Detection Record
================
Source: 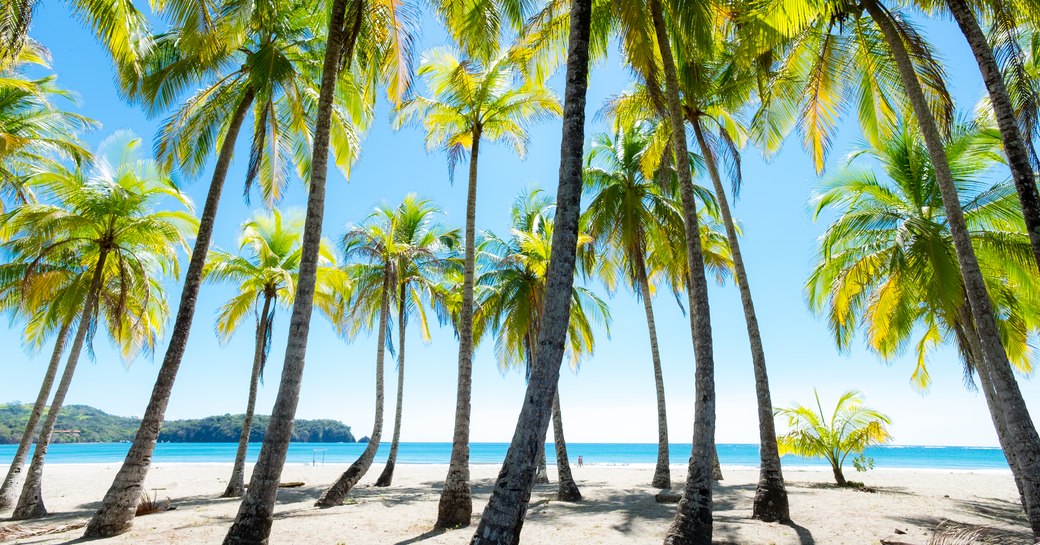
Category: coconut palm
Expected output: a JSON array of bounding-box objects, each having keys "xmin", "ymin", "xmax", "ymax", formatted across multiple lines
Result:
[
  {"xmin": 776, "ymin": 390, "xmax": 892, "ymax": 486},
  {"xmin": 203, "ymin": 208, "xmax": 338, "ymax": 498},
  {"xmin": 85, "ymin": 0, "xmax": 371, "ymax": 535},
  {"xmin": 1, "ymin": 131, "xmax": 195, "ymax": 520},
  {"xmin": 394, "ymin": 44, "xmax": 561, "ymax": 528},
  {"xmin": 479, "ymin": 190, "xmax": 611, "ymax": 502},
  {"xmin": 374, "ymin": 196, "xmax": 458, "ymax": 487},
  {"xmin": 807, "ymin": 120, "xmax": 1040, "ymax": 503},
  {"xmin": 469, "ymin": 0, "xmax": 592, "ymax": 540},
  {"xmin": 316, "ymin": 196, "xmax": 457, "ymax": 505},
  {"xmin": 0, "ymin": 45, "xmax": 93, "ymax": 212}
]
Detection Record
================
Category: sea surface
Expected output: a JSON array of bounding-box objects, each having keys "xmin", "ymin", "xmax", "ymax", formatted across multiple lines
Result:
[{"xmin": 0, "ymin": 442, "xmax": 1008, "ymax": 470}]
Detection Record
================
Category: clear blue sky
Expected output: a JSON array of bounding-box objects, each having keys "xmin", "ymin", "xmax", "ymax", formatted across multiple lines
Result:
[{"xmin": 3, "ymin": 3, "xmax": 1038, "ymax": 447}]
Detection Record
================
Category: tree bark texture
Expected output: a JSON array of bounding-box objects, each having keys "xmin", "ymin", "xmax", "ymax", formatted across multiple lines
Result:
[
  {"xmin": 634, "ymin": 249, "xmax": 671, "ymax": 489},
  {"xmin": 551, "ymin": 392, "xmax": 581, "ymax": 501},
  {"xmin": 376, "ymin": 288, "xmax": 407, "ymax": 487}
]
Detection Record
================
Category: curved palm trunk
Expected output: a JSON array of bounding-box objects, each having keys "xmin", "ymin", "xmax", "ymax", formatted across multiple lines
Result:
[
  {"xmin": 376, "ymin": 288, "xmax": 407, "ymax": 487},
  {"xmin": 551, "ymin": 392, "xmax": 581, "ymax": 501},
  {"xmin": 634, "ymin": 250, "xmax": 671, "ymax": 489},
  {"xmin": 13, "ymin": 249, "xmax": 108, "ymax": 520},
  {"xmin": 221, "ymin": 2, "xmax": 360, "ymax": 542},
  {"xmin": 316, "ymin": 275, "xmax": 390, "ymax": 505},
  {"xmin": 436, "ymin": 125, "xmax": 481, "ymax": 528},
  {"xmin": 535, "ymin": 441, "xmax": 550, "ymax": 484},
  {"xmin": 469, "ymin": 1, "xmax": 591, "ymax": 541},
  {"xmin": 222, "ymin": 293, "xmax": 274, "ymax": 498},
  {"xmin": 865, "ymin": 1, "xmax": 1040, "ymax": 536},
  {"xmin": 649, "ymin": 2, "xmax": 718, "ymax": 544},
  {"xmin": 0, "ymin": 320, "xmax": 71, "ymax": 511},
  {"xmin": 830, "ymin": 463, "xmax": 846, "ymax": 487},
  {"xmin": 84, "ymin": 87, "xmax": 257, "ymax": 537},
  {"xmin": 945, "ymin": 0, "xmax": 1040, "ymax": 273},
  {"xmin": 691, "ymin": 121, "xmax": 787, "ymax": 521}
]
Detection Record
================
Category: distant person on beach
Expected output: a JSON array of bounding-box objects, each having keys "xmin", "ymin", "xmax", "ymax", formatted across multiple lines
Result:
[{"xmin": 577, "ymin": 455, "xmax": 584, "ymax": 467}]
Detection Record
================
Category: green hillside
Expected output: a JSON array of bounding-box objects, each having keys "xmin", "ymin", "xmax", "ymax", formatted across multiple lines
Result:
[{"xmin": 0, "ymin": 404, "xmax": 355, "ymax": 444}]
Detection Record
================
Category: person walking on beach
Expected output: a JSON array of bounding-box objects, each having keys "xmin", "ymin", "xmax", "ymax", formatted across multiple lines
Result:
[{"xmin": 577, "ymin": 456, "xmax": 584, "ymax": 467}]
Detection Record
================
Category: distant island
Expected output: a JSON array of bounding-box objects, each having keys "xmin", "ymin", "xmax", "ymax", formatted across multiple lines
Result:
[{"xmin": 0, "ymin": 404, "xmax": 355, "ymax": 444}]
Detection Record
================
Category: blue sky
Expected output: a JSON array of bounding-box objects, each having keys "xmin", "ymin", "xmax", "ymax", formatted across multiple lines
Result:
[{"xmin": 3, "ymin": 3, "xmax": 1038, "ymax": 447}]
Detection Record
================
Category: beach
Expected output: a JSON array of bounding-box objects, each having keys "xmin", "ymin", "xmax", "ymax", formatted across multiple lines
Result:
[{"xmin": 0, "ymin": 463, "xmax": 1031, "ymax": 544}]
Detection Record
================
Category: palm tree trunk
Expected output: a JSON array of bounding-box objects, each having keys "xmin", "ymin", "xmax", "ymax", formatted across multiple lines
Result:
[
  {"xmin": 436, "ymin": 124, "xmax": 482, "ymax": 529},
  {"xmin": 864, "ymin": 1, "xmax": 1040, "ymax": 536},
  {"xmin": 84, "ymin": 87, "xmax": 257, "ymax": 538},
  {"xmin": 221, "ymin": 1, "xmax": 360, "ymax": 542},
  {"xmin": 316, "ymin": 274, "xmax": 390, "ymax": 505},
  {"xmin": 945, "ymin": 0, "xmax": 1040, "ymax": 273},
  {"xmin": 634, "ymin": 249, "xmax": 671, "ymax": 489},
  {"xmin": 691, "ymin": 121, "xmax": 787, "ymax": 521},
  {"xmin": 13, "ymin": 249, "xmax": 108, "ymax": 520},
  {"xmin": 551, "ymin": 392, "xmax": 581, "ymax": 501},
  {"xmin": 648, "ymin": 2, "xmax": 718, "ymax": 544},
  {"xmin": 222, "ymin": 293, "xmax": 274, "ymax": 498},
  {"xmin": 830, "ymin": 463, "xmax": 846, "ymax": 487},
  {"xmin": 0, "ymin": 319, "xmax": 71, "ymax": 512},
  {"xmin": 376, "ymin": 286, "xmax": 407, "ymax": 487},
  {"xmin": 468, "ymin": 1, "xmax": 591, "ymax": 542},
  {"xmin": 535, "ymin": 443, "xmax": 549, "ymax": 484}
]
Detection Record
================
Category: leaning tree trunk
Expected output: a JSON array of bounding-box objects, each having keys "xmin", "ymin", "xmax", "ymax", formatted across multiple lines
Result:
[
  {"xmin": 12, "ymin": 249, "xmax": 108, "ymax": 520},
  {"xmin": 551, "ymin": 392, "xmax": 581, "ymax": 501},
  {"xmin": 469, "ymin": 0, "xmax": 591, "ymax": 541},
  {"xmin": 830, "ymin": 462, "xmax": 847, "ymax": 487},
  {"xmin": 221, "ymin": 1, "xmax": 360, "ymax": 542},
  {"xmin": 0, "ymin": 320, "xmax": 71, "ymax": 511},
  {"xmin": 634, "ymin": 249, "xmax": 671, "ymax": 489},
  {"xmin": 435, "ymin": 125, "xmax": 482, "ymax": 529},
  {"xmin": 84, "ymin": 88, "xmax": 257, "ymax": 538},
  {"xmin": 649, "ymin": 2, "xmax": 718, "ymax": 544},
  {"xmin": 316, "ymin": 274, "xmax": 390, "ymax": 505},
  {"xmin": 222, "ymin": 292, "xmax": 274, "ymax": 498},
  {"xmin": 865, "ymin": 0, "xmax": 1040, "ymax": 536},
  {"xmin": 945, "ymin": 0, "xmax": 1040, "ymax": 274},
  {"xmin": 375, "ymin": 286, "xmax": 407, "ymax": 487},
  {"xmin": 691, "ymin": 120, "xmax": 788, "ymax": 521}
]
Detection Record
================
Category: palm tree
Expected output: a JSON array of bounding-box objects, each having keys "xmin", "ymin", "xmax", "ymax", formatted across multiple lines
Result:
[
  {"xmin": 776, "ymin": 390, "xmax": 892, "ymax": 486},
  {"xmin": 480, "ymin": 190, "xmax": 611, "ymax": 502},
  {"xmin": 374, "ymin": 196, "xmax": 458, "ymax": 487},
  {"xmin": 85, "ymin": 0, "xmax": 368, "ymax": 535},
  {"xmin": 395, "ymin": 44, "xmax": 561, "ymax": 528},
  {"xmin": 204, "ymin": 208, "xmax": 337, "ymax": 498},
  {"xmin": 316, "ymin": 196, "xmax": 457, "ymax": 504},
  {"xmin": 1, "ymin": 131, "xmax": 195, "ymax": 520},
  {"xmin": 807, "ymin": 120, "xmax": 1040, "ymax": 502},
  {"xmin": 469, "ymin": 0, "xmax": 592, "ymax": 540},
  {"xmin": 0, "ymin": 44, "xmax": 93, "ymax": 212}
]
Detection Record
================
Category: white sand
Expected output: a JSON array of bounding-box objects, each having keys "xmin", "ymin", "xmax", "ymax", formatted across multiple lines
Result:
[{"xmin": 0, "ymin": 462, "xmax": 1032, "ymax": 544}]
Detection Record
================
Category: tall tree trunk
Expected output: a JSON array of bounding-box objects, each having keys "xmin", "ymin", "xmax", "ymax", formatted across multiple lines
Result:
[
  {"xmin": 468, "ymin": 0, "xmax": 591, "ymax": 541},
  {"xmin": 691, "ymin": 121, "xmax": 787, "ymax": 521},
  {"xmin": 0, "ymin": 320, "xmax": 71, "ymax": 511},
  {"xmin": 712, "ymin": 448, "xmax": 723, "ymax": 481},
  {"xmin": 648, "ymin": 2, "xmax": 718, "ymax": 544},
  {"xmin": 435, "ymin": 124, "xmax": 482, "ymax": 529},
  {"xmin": 535, "ymin": 443, "xmax": 549, "ymax": 484},
  {"xmin": 222, "ymin": 292, "xmax": 274, "ymax": 498},
  {"xmin": 865, "ymin": 1, "xmax": 1040, "ymax": 537},
  {"xmin": 316, "ymin": 273, "xmax": 390, "ymax": 505},
  {"xmin": 634, "ymin": 249, "xmax": 671, "ymax": 489},
  {"xmin": 551, "ymin": 392, "xmax": 581, "ymax": 501},
  {"xmin": 221, "ymin": 1, "xmax": 360, "ymax": 542},
  {"xmin": 376, "ymin": 285, "xmax": 407, "ymax": 487},
  {"xmin": 84, "ymin": 87, "xmax": 257, "ymax": 537},
  {"xmin": 12, "ymin": 249, "xmax": 108, "ymax": 520},
  {"xmin": 946, "ymin": 0, "xmax": 1040, "ymax": 273}
]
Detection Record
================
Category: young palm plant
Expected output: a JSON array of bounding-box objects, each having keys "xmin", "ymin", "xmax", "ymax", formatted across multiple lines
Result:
[
  {"xmin": 316, "ymin": 196, "xmax": 457, "ymax": 504},
  {"xmin": 480, "ymin": 190, "xmax": 611, "ymax": 502},
  {"xmin": 2, "ymin": 131, "xmax": 195, "ymax": 520},
  {"xmin": 775, "ymin": 390, "xmax": 892, "ymax": 486},
  {"xmin": 204, "ymin": 208, "xmax": 338, "ymax": 498},
  {"xmin": 807, "ymin": 120, "xmax": 1040, "ymax": 500},
  {"xmin": 394, "ymin": 44, "xmax": 561, "ymax": 528}
]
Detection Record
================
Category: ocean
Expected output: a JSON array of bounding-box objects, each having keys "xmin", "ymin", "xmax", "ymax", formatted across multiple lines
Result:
[{"xmin": 0, "ymin": 442, "xmax": 1009, "ymax": 470}]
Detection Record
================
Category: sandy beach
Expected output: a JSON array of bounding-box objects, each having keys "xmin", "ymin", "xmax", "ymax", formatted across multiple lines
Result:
[{"xmin": 0, "ymin": 462, "xmax": 1031, "ymax": 544}]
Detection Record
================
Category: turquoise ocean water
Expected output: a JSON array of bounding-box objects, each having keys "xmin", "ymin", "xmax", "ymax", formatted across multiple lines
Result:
[{"xmin": 0, "ymin": 443, "xmax": 1008, "ymax": 470}]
